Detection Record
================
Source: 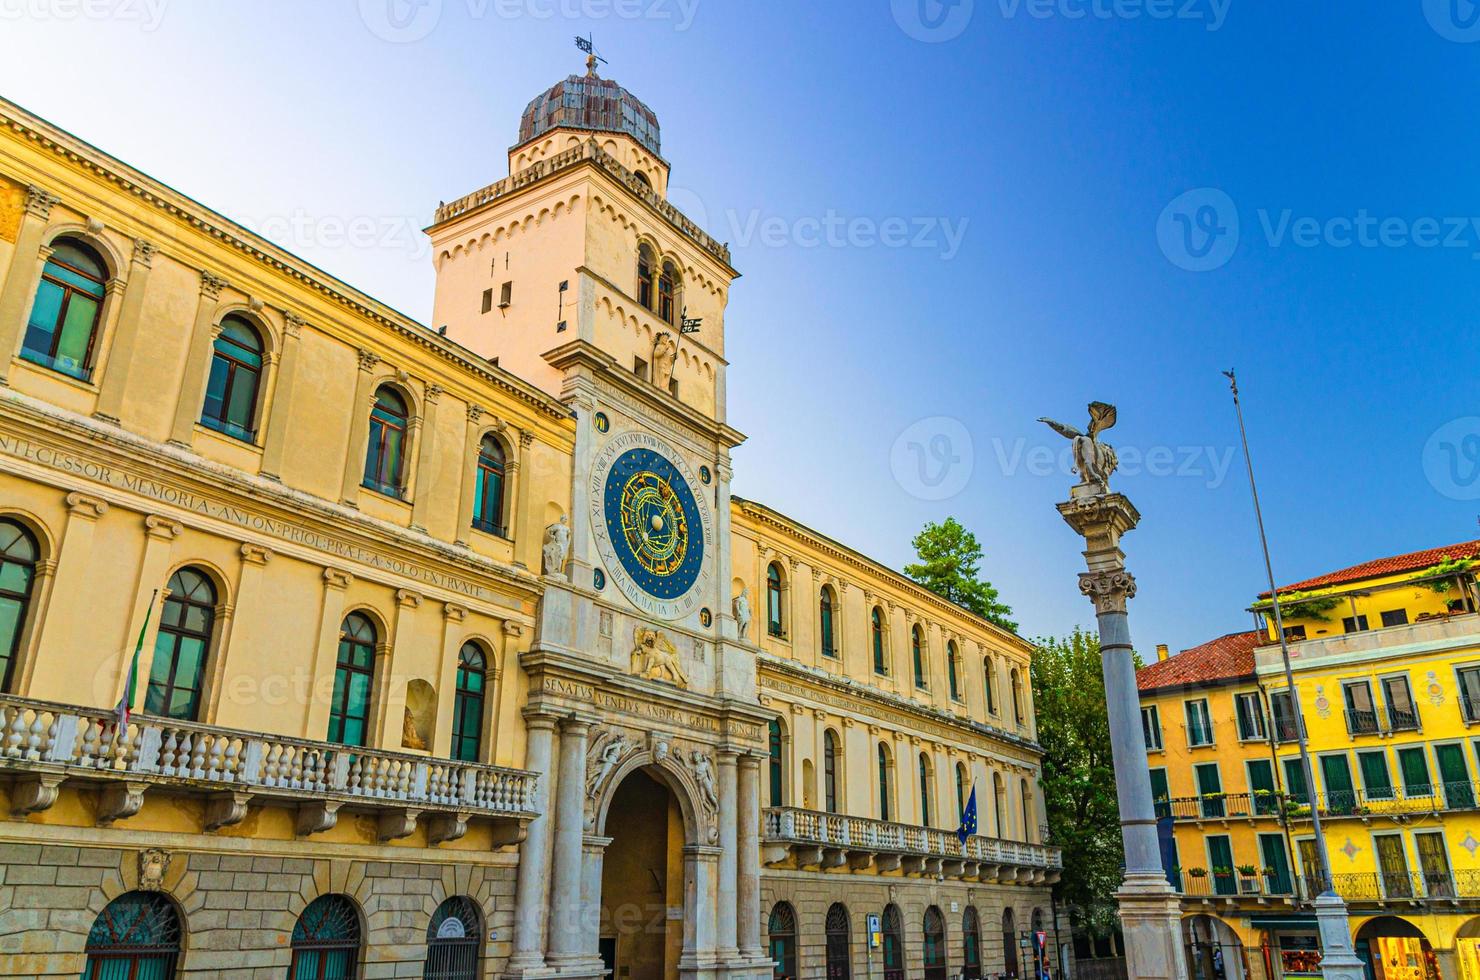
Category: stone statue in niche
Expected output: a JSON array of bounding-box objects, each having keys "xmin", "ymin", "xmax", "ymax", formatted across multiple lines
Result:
[
  {"xmin": 690, "ymin": 750, "xmax": 718, "ymax": 813},
  {"xmin": 543, "ymin": 515, "xmax": 571, "ymax": 578},
  {"xmin": 732, "ymin": 586, "xmax": 752, "ymax": 639},
  {"xmin": 652, "ymin": 332, "xmax": 677, "ymax": 392},
  {"xmin": 401, "ymin": 679, "xmax": 436, "ymax": 750},
  {"xmin": 1038, "ymin": 401, "xmax": 1120, "ymax": 493},
  {"xmin": 631, "ymin": 626, "xmax": 690, "ymax": 688}
]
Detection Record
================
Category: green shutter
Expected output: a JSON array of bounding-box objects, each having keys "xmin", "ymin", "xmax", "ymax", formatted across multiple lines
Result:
[
  {"xmin": 1320, "ymin": 755, "xmax": 1356, "ymax": 815},
  {"xmin": 1358, "ymin": 751, "xmax": 1394, "ymax": 801}
]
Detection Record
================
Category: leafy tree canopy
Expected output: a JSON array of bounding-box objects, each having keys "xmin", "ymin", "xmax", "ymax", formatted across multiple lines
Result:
[{"xmin": 903, "ymin": 518, "xmax": 1017, "ymax": 632}]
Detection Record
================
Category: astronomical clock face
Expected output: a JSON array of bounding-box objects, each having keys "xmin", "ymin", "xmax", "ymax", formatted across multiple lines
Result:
[{"xmin": 590, "ymin": 431, "xmax": 714, "ymax": 620}]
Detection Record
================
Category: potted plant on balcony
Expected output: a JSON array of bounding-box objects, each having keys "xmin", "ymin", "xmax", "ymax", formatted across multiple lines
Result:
[
  {"xmin": 1213, "ymin": 866, "xmax": 1236, "ymax": 895},
  {"xmin": 1237, "ymin": 864, "xmax": 1261, "ymax": 894}
]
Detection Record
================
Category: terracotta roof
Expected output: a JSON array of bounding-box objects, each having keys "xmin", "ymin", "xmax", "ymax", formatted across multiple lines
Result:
[
  {"xmin": 1259, "ymin": 539, "xmax": 1480, "ymax": 597},
  {"xmin": 1136, "ymin": 631, "xmax": 1262, "ymax": 693}
]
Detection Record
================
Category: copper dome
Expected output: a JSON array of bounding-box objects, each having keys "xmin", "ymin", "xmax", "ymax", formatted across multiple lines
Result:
[{"xmin": 517, "ymin": 72, "xmax": 661, "ymax": 157}]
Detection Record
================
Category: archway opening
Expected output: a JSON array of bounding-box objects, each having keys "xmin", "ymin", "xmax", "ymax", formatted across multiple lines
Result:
[
  {"xmin": 600, "ymin": 769, "xmax": 685, "ymax": 980},
  {"xmin": 1355, "ymin": 917, "xmax": 1439, "ymax": 980},
  {"xmin": 1183, "ymin": 914, "xmax": 1246, "ymax": 980}
]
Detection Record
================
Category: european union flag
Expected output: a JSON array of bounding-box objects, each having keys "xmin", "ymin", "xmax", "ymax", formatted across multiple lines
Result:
[{"xmin": 957, "ymin": 784, "xmax": 978, "ymax": 845}]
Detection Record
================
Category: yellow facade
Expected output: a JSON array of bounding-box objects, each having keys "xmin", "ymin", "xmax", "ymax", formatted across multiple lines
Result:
[{"xmin": 1140, "ymin": 540, "xmax": 1480, "ymax": 980}]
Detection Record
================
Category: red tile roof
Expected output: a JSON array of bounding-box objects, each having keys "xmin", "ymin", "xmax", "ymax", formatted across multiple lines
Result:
[
  {"xmin": 1136, "ymin": 630, "xmax": 1263, "ymax": 693},
  {"xmin": 1259, "ymin": 539, "xmax": 1480, "ymax": 597}
]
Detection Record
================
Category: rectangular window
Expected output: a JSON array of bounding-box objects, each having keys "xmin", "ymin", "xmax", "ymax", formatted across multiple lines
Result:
[
  {"xmin": 499, "ymin": 281, "xmax": 512, "ymax": 307},
  {"xmin": 1436, "ymin": 743, "xmax": 1475, "ymax": 810},
  {"xmin": 1235, "ymin": 692, "xmax": 1267, "ymax": 740},
  {"xmin": 1206, "ymin": 835, "xmax": 1236, "ymax": 895},
  {"xmin": 1398, "ymin": 746, "xmax": 1433, "ymax": 799},
  {"xmin": 1320, "ymin": 754, "xmax": 1356, "ymax": 815},
  {"xmin": 1380, "ymin": 608, "xmax": 1409, "ymax": 628},
  {"xmin": 1149, "ymin": 767, "xmax": 1171, "ymax": 819},
  {"xmin": 1248, "ymin": 759, "xmax": 1278, "ymax": 815},
  {"xmin": 1416, "ymin": 831, "xmax": 1454, "ymax": 898},
  {"xmin": 1458, "ymin": 666, "xmax": 1480, "ymax": 722},
  {"xmin": 633, "ymin": 356, "xmax": 649, "ymax": 380},
  {"xmin": 1343, "ymin": 614, "xmax": 1370, "ymax": 633},
  {"xmin": 1296, "ymin": 838, "xmax": 1323, "ymax": 893},
  {"xmin": 1195, "ymin": 763, "xmax": 1224, "ymax": 818},
  {"xmin": 1142, "ymin": 705, "xmax": 1162, "ymax": 750},
  {"xmin": 1185, "ymin": 699, "xmax": 1214, "ymax": 748},
  {"xmin": 1260, "ymin": 833, "xmax": 1293, "ymax": 894},
  {"xmin": 1283, "ymin": 625, "xmax": 1307, "ymax": 641},
  {"xmin": 1343, "ymin": 681, "xmax": 1379, "ymax": 736},
  {"xmin": 1270, "ymin": 691, "xmax": 1300, "ymax": 743},
  {"xmin": 1375, "ymin": 834, "xmax": 1412, "ymax": 898},
  {"xmin": 481, "ymin": 288, "xmax": 493, "ymax": 313},
  {"xmin": 1283, "ymin": 758, "xmax": 1309, "ymax": 806},
  {"xmin": 1358, "ymin": 750, "xmax": 1394, "ymax": 802},
  {"xmin": 1383, "ymin": 676, "xmax": 1419, "ymax": 731}
]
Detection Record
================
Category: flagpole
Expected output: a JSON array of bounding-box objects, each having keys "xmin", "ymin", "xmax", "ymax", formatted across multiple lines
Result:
[{"xmin": 115, "ymin": 589, "xmax": 159, "ymax": 732}]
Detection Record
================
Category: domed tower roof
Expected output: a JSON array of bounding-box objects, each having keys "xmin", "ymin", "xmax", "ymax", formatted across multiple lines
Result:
[{"xmin": 517, "ymin": 69, "xmax": 662, "ymax": 158}]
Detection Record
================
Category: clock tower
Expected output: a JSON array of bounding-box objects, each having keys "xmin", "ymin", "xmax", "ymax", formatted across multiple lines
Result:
[{"xmin": 428, "ymin": 63, "xmax": 770, "ymax": 980}]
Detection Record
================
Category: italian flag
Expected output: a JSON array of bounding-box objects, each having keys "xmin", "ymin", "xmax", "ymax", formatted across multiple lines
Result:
[{"xmin": 114, "ymin": 591, "xmax": 156, "ymax": 732}]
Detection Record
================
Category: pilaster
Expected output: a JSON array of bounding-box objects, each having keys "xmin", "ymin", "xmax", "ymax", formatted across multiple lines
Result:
[
  {"xmin": 93, "ymin": 237, "xmax": 155, "ymax": 423},
  {"xmin": 0, "ymin": 185, "xmax": 60, "ymax": 385},
  {"xmin": 167, "ymin": 271, "xmax": 229, "ymax": 447}
]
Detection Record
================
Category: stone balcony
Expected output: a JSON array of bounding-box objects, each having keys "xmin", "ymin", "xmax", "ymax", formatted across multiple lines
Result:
[
  {"xmin": 762, "ymin": 806, "xmax": 1062, "ymax": 884},
  {"xmin": 0, "ymin": 695, "xmax": 538, "ymax": 844}
]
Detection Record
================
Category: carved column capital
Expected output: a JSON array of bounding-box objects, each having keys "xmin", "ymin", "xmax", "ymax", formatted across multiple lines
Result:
[
  {"xmin": 443, "ymin": 602, "xmax": 468, "ymax": 623},
  {"xmin": 143, "ymin": 515, "xmax": 183, "ymax": 540},
  {"xmin": 519, "ymin": 429, "xmax": 534, "ymax": 449},
  {"xmin": 356, "ymin": 348, "xmax": 379, "ymax": 373},
  {"xmin": 467, "ymin": 403, "xmax": 485, "ymax": 424},
  {"xmin": 395, "ymin": 588, "xmax": 423, "ymax": 609},
  {"xmin": 64, "ymin": 492, "xmax": 109, "ymax": 520},
  {"xmin": 240, "ymin": 543, "xmax": 274, "ymax": 566},
  {"xmin": 425, "ymin": 382, "xmax": 444, "ymax": 405},
  {"xmin": 323, "ymin": 567, "xmax": 354, "ymax": 591},
  {"xmin": 1079, "ymin": 570, "xmax": 1137, "ymax": 615},
  {"xmin": 199, "ymin": 272, "xmax": 228, "ymax": 299},
  {"xmin": 131, "ymin": 239, "xmax": 156, "ymax": 268},
  {"xmin": 25, "ymin": 185, "xmax": 59, "ymax": 219},
  {"xmin": 283, "ymin": 311, "xmax": 306, "ymax": 339}
]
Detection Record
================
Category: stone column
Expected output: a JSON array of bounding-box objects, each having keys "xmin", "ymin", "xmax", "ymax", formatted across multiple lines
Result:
[
  {"xmin": 92, "ymin": 238, "xmax": 156, "ymax": 423},
  {"xmin": 737, "ymin": 753, "xmax": 764, "ymax": 958},
  {"xmin": 716, "ymin": 750, "xmax": 740, "ymax": 959},
  {"xmin": 681, "ymin": 845, "xmax": 720, "ymax": 969},
  {"xmin": 409, "ymin": 384, "xmax": 443, "ymax": 531},
  {"xmin": 580, "ymin": 834, "xmax": 613, "ymax": 962},
  {"xmin": 167, "ymin": 272, "xmax": 229, "ymax": 447},
  {"xmin": 508, "ymin": 709, "xmax": 559, "ymax": 973},
  {"xmin": 258, "ymin": 312, "xmax": 305, "ymax": 480},
  {"xmin": 0, "ymin": 185, "xmax": 60, "ymax": 385},
  {"xmin": 1057, "ymin": 489, "xmax": 1188, "ymax": 980},
  {"xmin": 453, "ymin": 404, "xmax": 484, "ymax": 546},
  {"xmin": 546, "ymin": 713, "xmax": 595, "ymax": 966},
  {"xmin": 339, "ymin": 349, "xmax": 379, "ymax": 506}
]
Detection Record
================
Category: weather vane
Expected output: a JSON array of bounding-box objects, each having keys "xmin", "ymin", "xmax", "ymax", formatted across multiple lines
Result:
[
  {"xmin": 680, "ymin": 307, "xmax": 702, "ymax": 335},
  {"xmin": 574, "ymin": 34, "xmax": 607, "ymax": 74}
]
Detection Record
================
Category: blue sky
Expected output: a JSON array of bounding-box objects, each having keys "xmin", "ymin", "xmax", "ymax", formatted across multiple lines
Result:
[{"xmin": 4, "ymin": 1, "xmax": 1478, "ymax": 654}]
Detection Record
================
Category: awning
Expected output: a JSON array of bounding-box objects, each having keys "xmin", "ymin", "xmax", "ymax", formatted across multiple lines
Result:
[{"xmin": 1246, "ymin": 916, "xmax": 1320, "ymax": 930}]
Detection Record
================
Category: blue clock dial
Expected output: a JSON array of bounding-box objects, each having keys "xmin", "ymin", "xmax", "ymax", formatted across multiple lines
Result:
[{"xmin": 602, "ymin": 448, "xmax": 705, "ymax": 600}]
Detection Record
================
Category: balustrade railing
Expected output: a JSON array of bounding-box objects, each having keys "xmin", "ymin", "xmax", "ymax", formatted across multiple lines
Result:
[
  {"xmin": 0, "ymin": 695, "xmax": 537, "ymax": 815},
  {"xmin": 1162, "ymin": 780, "xmax": 1480, "ymax": 822},
  {"xmin": 763, "ymin": 806, "xmax": 1062, "ymax": 869}
]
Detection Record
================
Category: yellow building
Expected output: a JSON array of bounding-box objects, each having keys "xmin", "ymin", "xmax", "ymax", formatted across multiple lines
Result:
[
  {"xmin": 0, "ymin": 61, "xmax": 1058, "ymax": 980},
  {"xmin": 1139, "ymin": 538, "xmax": 1480, "ymax": 980}
]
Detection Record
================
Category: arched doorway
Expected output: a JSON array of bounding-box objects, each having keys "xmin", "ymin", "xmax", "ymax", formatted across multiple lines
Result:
[
  {"xmin": 963, "ymin": 906, "xmax": 983, "ymax": 980},
  {"xmin": 599, "ymin": 769, "xmax": 686, "ymax": 980},
  {"xmin": 1003, "ymin": 908, "xmax": 1019, "ymax": 978},
  {"xmin": 923, "ymin": 905, "xmax": 948, "ymax": 980},
  {"xmin": 1455, "ymin": 917, "xmax": 1480, "ymax": 980},
  {"xmin": 882, "ymin": 904, "xmax": 905, "ymax": 980},
  {"xmin": 825, "ymin": 903, "xmax": 851, "ymax": 980},
  {"xmin": 1184, "ymin": 914, "xmax": 1246, "ymax": 980},
  {"xmin": 1356, "ymin": 916, "xmax": 1440, "ymax": 980},
  {"xmin": 83, "ymin": 891, "xmax": 182, "ymax": 980},
  {"xmin": 769, "ymin": 902, "xmax": 798, "ymax": 978}
]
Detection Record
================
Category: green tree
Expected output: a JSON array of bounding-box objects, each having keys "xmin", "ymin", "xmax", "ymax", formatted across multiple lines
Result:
[
  {"xmin": 903, "ymin": 518, "xmax": 1017, "ymax": 631},
  {"xmin": 1031, "ymin": 628, "xmax": 1124, "ymax": 937}
]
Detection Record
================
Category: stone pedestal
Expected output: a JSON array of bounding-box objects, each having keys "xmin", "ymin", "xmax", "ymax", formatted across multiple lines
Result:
[
  {"xmin": 1314, "ymin": 893, "xmax": 1366, "ymax": 980},
  {"xmin": 1058, "ymin": 488, "xmax": 1188, "ymax": 980}
]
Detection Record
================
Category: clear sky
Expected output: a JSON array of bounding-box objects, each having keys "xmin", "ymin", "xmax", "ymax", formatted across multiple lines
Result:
[{"xmin": 4, "ymin": 1, "xmax": 1478, "ymax": 654}]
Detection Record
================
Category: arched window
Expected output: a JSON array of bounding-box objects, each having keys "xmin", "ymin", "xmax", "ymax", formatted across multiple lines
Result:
[
  {"xmin": 823, "ymin": 729, "xmax": 839, "ymax": 813},
  {"xmin": 202, "ymin": 314, "xmax": 264, "ymax": 440},
  {"xmin": 425, "ymin": 896, "xmax": 481, "ymax": 980},
  {"xmin": 918, "ymin": 753, "xmax": 934, "ymax": 827},
  {"xmin": 472, "ymin": 435, "xmax": 507, "ymax": 536},
  {"xmin": 984, "ymin": 657, "xmax": 998, "ymax": 715},
  {"xmin": 766, "ymin": 563, "xmax": 784, "ymax": 637},
  {"xmin": 658, "ymin": 260, "xmax": 678, "ymax": 324},
  {"xmin": 291, "ymin": 894, "xmax": 361, "ymax": 980},
  {"xmin": 0, "ymin": 519, "xmax": 39, "ymax": 694},
  {"xmin": 1002, "ymin": 908, "xmax": 1019, "ymax": 978},
  {"xmin": 993, "ymin": 773, "xmax": 1006, "ymax": 838},
  {"xmin": 1021, "ymin": 778, "xmax": 1033, "ymax": 842},
  {"xmin": 877, "ymin": 742, "xmax": 893, "ymax": 822},
  {"xmin": 637, "ymin": 243, "xmax": 656, "ymax": 309},
  {"xmin": 956, "ymin": 762, "xmax": 969, "ymax": 818},
  {"xmin": 871, "ymin": 608, "xmax": 887, "ymax": 675},
  {"xmin": 768, "ymin": 718, "xmax": 784, "ymax": 806},
  {"xmin": 882, "ymin": 904, "xmax": 904, "ymax": 980},
  {"xmin": 1010, "ymin": 668, "xmax": 1024, "ymax": 726},
  {"xmin": 633, "ymin": 169, "xmax": 652, "ymax": 190},
  {"xmin": 363, "ymin": 385, "xmax": 409, "ymax": 497},
  {"xmin": 912, "ymin": 626, "xmax": 927, "ymax": 688},
  {"xmin": 962, "ymin": 907, "xmax": 983, "ymax": 980},
  {"xmin": 768, "ymin": 902, "xmax": 797, "ymax": 979},
  {"xmin": 947, "ymin": 641, "xmax": 960, "ymax": 701},
  {"xmin": 329, "ymin": 613, "xmax": 376, "ymax": 747},
  {"xmin": 22, "ymin": 236, "xmax": 107, "ymax": 379},
  {"xmin": 825, "ymin": 902, "xmax": 851, "ymax": 980},
  {"xmin": 819, "ymin": 585, "xmax": 837, "ymax": 658},
  {"xmin": 144, "ymin": 567, "xmax": 216, "ymax": 720},
  {"xmin": 923, "ymin": 905, "xmax": 948, "ymax": 980},
  {"xmin": 84, "ymin": 890, "xmax": 181, "ymax": 979},
  {"xmin": 451, "ymin": 642, "xmax": 487, "ymax": 762}
]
